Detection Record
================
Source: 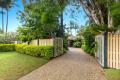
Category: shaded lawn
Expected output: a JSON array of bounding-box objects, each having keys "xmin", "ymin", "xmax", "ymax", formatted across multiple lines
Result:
[
  {"xmin": 0, "ymin": 52, "xmax": 48, "ymax": 80},
  {"xmin": 105, "ymin": 69, "xmax": 120, "ymax": 80}
]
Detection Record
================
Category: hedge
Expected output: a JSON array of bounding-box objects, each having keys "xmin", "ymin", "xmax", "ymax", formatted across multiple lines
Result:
[
  {"xmin": 0, "ymin": 44, "xmax": 58, "ymax": 59},
  {"xmin": 16, "ymin": 44, "xmax": 53, "ymax": 59},
  {"xmin": 0, "ymin": 44, "xmax": 15, "ymax": 52},
  {"xmin": 15, "ymin": 44, "xmax": 27, "ymax": 54}
]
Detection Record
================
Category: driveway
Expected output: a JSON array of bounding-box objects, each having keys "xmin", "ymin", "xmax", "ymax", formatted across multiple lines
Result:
[{"xmin": 19, "ymin": 48, "xmax": 106, "ymax": 80}]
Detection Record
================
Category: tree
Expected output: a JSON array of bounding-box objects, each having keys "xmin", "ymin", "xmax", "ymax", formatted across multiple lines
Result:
[
  {"xmin": 77, "ymin": 0, "xmax": 120, "ymax": 30},
  {"xmin": 0, "ymin": 32, "xmax": 18, "ymax": 44},
  {"xmin": 17, "ymin": 26, "xmax": 34, "ymax": 42},
  {"xmin": 0, "ymin": 0, "xmax": 5, "ymax": 33},
  {"xmin": 0, "ymin": 0, "xmax": 15, "ymax": 33},
  {"xmin": 0, "ymin": 28, "xmax": 3, "ymax": 34},
  {"xmin": 70, "ymin": 20, "xmax": 79, "ymax": 35},
  {"xmin": 109, "ymin": 1, "xmax": 120, "ymax": 29},
  {"xmin": 18, "ymin": 0, "xmax": 64, "ymax": 41},
  {"xmin": 58, "ymin": 0, "xmax": 68, "ymax": 37}
]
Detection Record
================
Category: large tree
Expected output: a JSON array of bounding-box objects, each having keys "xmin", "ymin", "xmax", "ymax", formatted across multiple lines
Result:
[
  {"xmin": 18, "ymin": 0, "xmax": 65, "ymax": 41},
  {"xmin": 78, "ymin": 0, "xmax": 120, "ymax": 29}
]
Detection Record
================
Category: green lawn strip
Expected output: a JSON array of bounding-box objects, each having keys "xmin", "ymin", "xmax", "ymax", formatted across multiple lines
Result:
[
  {"xmin": 0, "ymin": 52, "xmax": 48, "ymax": 80},
  {"xmin": 105, "ymin": 69, "xmax": 120, "ymax": 80}
]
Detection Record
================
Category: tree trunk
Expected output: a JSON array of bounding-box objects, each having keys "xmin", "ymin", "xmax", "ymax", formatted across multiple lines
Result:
[
  {"xmin": 37, "ymin": 38, "xmax": 39, "ymax": 46},
  {"xmin": 2, "ymin": 8, "xmax": 4, "ymax": 33},
  {"xmin": 6, "ymin": 10, "xmax": 8, "ymax": 33},
  {"xmin": 108, "ymin": 12, "xmax": 113, "ymax": 28},
  {"xmin": 60, "ymin": 11, "xmax": 64, "ymax": 38}
]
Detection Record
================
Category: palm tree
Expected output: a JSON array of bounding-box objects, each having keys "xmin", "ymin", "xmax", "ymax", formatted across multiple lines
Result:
[
  {"xmin": 1, "ymin": 7, "xmax": 4, "ymax": 33},
  {"xmin": 0, "ymin": 0, "xmax": 5, "ymax": 33},
  {"xmin": 0, "ymin": 0, "xmax": 8, "ymax": 33},
  {"xmin": 5, "ymin": 0, "xmax": 12, "ymax": 33},
  {"xmin": 1, "ymin": 0, "xmax": 15, "ymax": 33}
]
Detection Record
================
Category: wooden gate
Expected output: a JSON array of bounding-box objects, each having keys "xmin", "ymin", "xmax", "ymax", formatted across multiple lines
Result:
[
  {"xmin": 53, "ymin": 38, "xmax": 63, "ymax": 57},
  {"xmin": 95, "ymin": 35, "xmax": 104, "ymax": 67}
]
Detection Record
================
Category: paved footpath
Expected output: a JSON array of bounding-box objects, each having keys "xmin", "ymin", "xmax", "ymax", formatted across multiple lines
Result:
[{"xmin": 19, "ymin": 48, "xmax": 106, "ymax": 80}]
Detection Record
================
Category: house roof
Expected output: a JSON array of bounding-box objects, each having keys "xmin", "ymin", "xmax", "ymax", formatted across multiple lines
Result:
[{"xmin": 68, "ymin": 35, "xmax": 76, "ymax": 40}]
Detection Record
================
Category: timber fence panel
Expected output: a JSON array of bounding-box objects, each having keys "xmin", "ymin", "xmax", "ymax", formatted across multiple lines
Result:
[
  {"xmin": 107, "ymin": 33, "xmax": 120, "ymax": 69},
  {"xmin": 31, "ymin": 38, "xmax": 63, "ymax": 57},
  {"xmin": 96, "ymin": 33, "xmax": 120, "ymax": 69}
]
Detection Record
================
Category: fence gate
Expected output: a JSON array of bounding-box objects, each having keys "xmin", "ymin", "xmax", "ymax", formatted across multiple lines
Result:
[
  {"xmin": 53, "ymin": 38, "xmax": 63, "ymax": 57},
  {"xmin": 95, "ymin": 35, "xmax": 104, "ymax": 67}
]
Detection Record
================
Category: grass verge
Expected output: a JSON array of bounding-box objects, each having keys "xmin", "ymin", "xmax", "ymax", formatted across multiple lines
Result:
[
  {"xmin": 0, "ymin": 52, "xmax": 48, "ymax": 80},
  {"xmin": 105, "ymin": 69, "xmax": 120, "ymax": 80}
]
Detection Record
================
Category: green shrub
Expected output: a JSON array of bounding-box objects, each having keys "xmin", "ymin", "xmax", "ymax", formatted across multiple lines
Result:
[
  {"xmin": 15, "ymin": 44, "xmax": 27, "ymax": 54},
  {"xmin": 63, "ymin": 38, "xmax": 68, "ymax": 51},
  {"xmin": 16, "ymin": 44, "xmax": 53, "ymax": 59},
  {"xmin": 40, "ymin": 46, "xmax": 53, "ymax": 59},
  {"xmin": 73, "ymin": 41, "xmax": 81, "ymax": 48},
  {"xmin": 0, "ymin": 44, "xmax": 15, "ymax": 52},
  {"xmin": 78, "ymin": 24, "xmax": 100, "ymax": 56}
]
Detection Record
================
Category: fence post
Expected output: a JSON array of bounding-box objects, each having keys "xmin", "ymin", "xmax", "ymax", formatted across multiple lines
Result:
[{"xmin": 104, "ymin": 32, "xmax": 108, "ymax": 67}]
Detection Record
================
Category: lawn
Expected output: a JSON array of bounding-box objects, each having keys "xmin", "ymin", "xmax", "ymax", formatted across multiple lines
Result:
[
  {"xmin": 105, "ymin": 69, "xmax": 120, "ymax": 80},
  {"xmin": 0, "ymin": 52, "xmax": 48, "ymax": 80}
]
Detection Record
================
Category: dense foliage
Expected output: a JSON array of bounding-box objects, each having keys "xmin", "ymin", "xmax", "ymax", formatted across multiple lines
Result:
[
  {"xmin": 78, "ymin": 24, "xmax": 100, "ymax": 56},
  {"xmin": 15, "ymin": 44, "xmax": 53, "ymax": 59},
  {"xmin": 17, "ymin": 0, "xmax": 68, "ymax": 42},
  {"xmin": 0, "ymin": 44, "xmax": 15, "ymax": 52},
  {"xmin": 0, "ymin": 44, "xmax": 53, "ymax": 59},
  {"xmin": 73, "ymin": 41, "xmax": 81, "ymax": 48},
  {"xmin": 15, "ymin": 44, "xmax": 27, "ymax": 54}
]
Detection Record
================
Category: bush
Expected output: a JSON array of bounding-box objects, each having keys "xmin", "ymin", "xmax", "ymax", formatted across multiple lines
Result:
[
  {"xmin": 73, "ymin": 41, "xmax": 81, "ymax": 48},
  {"xmin": 78, "ymin": 24, "xmax": 100, "ymax": 56},
  {"xmin": 16, "ymin": 44, "xmax": 53, "ymax": 59},
  {"xmin": 15, "ymin": 44, "xmax": 27, "ymax": 54},
  {"xmin": 0, "ymin": 44, "xmax": 15, "ymax": 52},
  {"xmin": 63, "ymin": 38, "xmax": 68, "ymax": 52}
]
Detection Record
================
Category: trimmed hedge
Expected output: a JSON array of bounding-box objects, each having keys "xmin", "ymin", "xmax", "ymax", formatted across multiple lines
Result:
[
  {"xmin": 0, "ymin": 44, "xmax": 54, "ymax": 59},
  {"xmin": 0, "ymin": 44, "xmax": 15, "ymax": 52},
  {"xmin": 15, "ymin": 44, "xmax": 27, "ymax": 54},
  {"xmin": 16, "ymin": 44, "xmax": 53, "ymax": 59}
]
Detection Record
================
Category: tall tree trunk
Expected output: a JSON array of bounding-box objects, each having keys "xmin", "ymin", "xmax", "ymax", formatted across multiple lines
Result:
[
  {"xmin": 60, "ymin": 11, "xmax": 64, "ymax": 38},
  {"xmin": 2, "ymin": 8, "xmax": 4, "ymax": 33},
  {"xmin": 6, "ymin": 10, "xmax": 8, "ymax": 33}
]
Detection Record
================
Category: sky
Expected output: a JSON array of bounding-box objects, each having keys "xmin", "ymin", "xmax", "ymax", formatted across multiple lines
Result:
[{"xmin": 0, "ymin": 0, "xmax": 88, "ymax": 35}]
